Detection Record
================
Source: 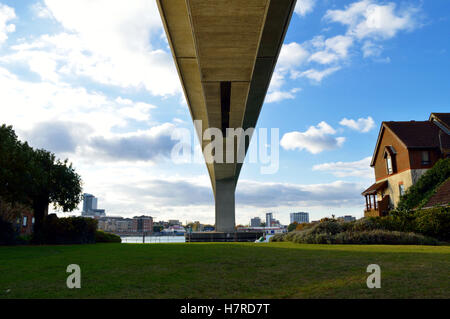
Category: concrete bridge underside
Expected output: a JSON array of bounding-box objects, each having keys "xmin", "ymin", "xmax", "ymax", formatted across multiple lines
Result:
[{"xmin": 157, "ymin": 0, "xmax": 296, "ymax": 232}]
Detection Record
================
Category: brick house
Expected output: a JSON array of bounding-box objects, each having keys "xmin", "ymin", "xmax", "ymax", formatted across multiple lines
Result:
[
  {"xmin": 362, "ymin": 113, "xmax": 450, "ymax": 217},
  {"xmin": 0, "ymin": 198, "xmax": 35, "ymax": 235}
]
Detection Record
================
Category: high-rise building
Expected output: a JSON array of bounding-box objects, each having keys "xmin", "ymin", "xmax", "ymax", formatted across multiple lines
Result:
[
  {"xmin": 266, "ymin": 213, "xmax": 273, "ymax": 228},
  {"xmin": 81, "ymin": 193, "xmax": 106, "ymax": 217},
  {"xmin": 290, "ymin": 212, "xmax": 309, "ymax": 224},
  {"xmin": 250, "ymin": 217, "xmax": 261, "ymax": 227}
]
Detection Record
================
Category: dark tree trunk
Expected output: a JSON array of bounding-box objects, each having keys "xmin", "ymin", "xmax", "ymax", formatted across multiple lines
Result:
[{"xmin": 32, "ymin": 197, "xmax": 49, "ymax": 244}]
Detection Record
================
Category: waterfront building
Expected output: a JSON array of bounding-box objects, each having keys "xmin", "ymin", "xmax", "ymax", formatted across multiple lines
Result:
[{"xmin": 132, "ymin": 216, "xmax": 153, "ymax": 233}]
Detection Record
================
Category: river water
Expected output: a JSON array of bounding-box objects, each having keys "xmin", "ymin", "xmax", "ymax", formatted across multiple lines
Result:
[{"xmin": 121, "ymin": 236, "xmax": 186, "ymax": 244}]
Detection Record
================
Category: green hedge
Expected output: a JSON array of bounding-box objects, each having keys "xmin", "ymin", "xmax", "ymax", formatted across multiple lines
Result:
[
  {"xmin": 41, "ymin": 214, "xmax": 97, "ymax": 244},
  {"xmin": 271, "ymin": 228, "xmax": 438, "ymax": 245},
  {"xmin": 95, "ymin": 230, "xmax": 122, "ymax": 243},
  {"xmin": 414, "ymin": 206, "xmax": 450, "ymax": 241},
  {"xmin": 270, "ymin": 217, "xmax": 442, "ymax": 245}
]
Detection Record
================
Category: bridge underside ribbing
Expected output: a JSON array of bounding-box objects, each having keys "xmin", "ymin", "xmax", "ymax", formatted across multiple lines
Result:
[{"xmin": 157, "ymin": 0, "xmax": 296, "ymax": 232}]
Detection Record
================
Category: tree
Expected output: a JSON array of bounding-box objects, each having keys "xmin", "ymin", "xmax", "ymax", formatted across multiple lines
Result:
[
  {"xmin": 287, "ymin": 222, "xmax": 298, "ymax": 232},
  {"xmin": 28, "ymin": 149, "xmax": 83, "ymax": 241},
  {"xmin": 0, "ymin": 124, "xmax": 83, "ymax": 242},
  {"xmin": 0, "ymin": 125, "xmax": 32, "ymax": 205}
]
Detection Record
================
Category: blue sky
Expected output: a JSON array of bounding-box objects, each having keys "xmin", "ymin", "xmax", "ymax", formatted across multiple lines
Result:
[{"xmin": 0, "ymin": 0, "xmax": 449, "ymax": 225}]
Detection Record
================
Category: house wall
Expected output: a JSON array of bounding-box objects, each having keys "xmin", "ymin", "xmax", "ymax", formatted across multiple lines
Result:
[
  {"xmin": 408, "ymin": 149, "xmax": 441, "ymax": 169},
  {"xmin": 377, "ymin": 168, "xmax": 429, "ymax": 208},
  {"xmin": 374, "ymin": 127, "xmax": 410, "ymax": 181}
]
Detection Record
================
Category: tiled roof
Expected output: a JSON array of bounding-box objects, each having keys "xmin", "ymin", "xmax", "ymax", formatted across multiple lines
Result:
[
  {"xmin": 362, "ymin": 180, "xmax": 388, "ymax": 195},
  {"xmin": 384, "ymin": 121, "xmax": 445, "ymax": 148},
  {"xmin": 431, "ymin": 113, "xmax": 450, "ymax": 130},
  {"xmin": 423, "ymin": 178, "xmax": 450, "ymax": 209}
]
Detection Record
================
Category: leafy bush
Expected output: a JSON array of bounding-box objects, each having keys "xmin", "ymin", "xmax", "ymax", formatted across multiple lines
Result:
[
  {"xmin": 397, "ymin": 158, "xmax": 450, "ymax": 210},
  {"xmin": 270, "ymin": 228, "xmax": 438, "ymax": 245},
  {"xmin": 270, "ymin": 215, "xmax": 442, "ymax": 245},
  {"xmin": 270, "ymin": 233, "xmax": 286, "ymax": 242},
  {"xmin": 295, "ymin": 222, "xmax": 311, "ymax": 231},
  {"xmin": 95, "ymin": 230, "xmax": 121, "ymax": 243},
  {"xmin": 41, "ymin": 214, "xmax": 97, "ymax": 244},
  {"xmin": 414, "ymin": 206, "xmax": 450, "ymax": 241},
  {"xmin": 308, "ymin": 220, "xmax": 343, "ymax": 235},
  {"xmin": 287, "ymin": 222, "xmax": 297, "ymax": 232},
  {"xmin": 333, "ymin": 230, "xmax": 438, "ymax": 245}
]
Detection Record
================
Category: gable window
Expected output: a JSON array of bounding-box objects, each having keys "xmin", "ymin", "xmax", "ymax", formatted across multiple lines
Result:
[
  {"xmin": 386, "ymin": 156, "xmax": 393, "ymax": 175},
  {"xmin": 421, "ymin": 151, "xmax": 431, "ymax": 165},
  {"xmin": 383, "ymin": 146, "xmax": 396, "ymax": 175}
]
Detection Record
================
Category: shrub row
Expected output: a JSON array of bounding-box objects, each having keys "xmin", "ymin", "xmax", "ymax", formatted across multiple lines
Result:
[
  {"xmin": 1, "ymin": 214, "xmax": 124, "ymax": 245},
  {"xmin": 95, "ymin": 230, "xmax": 122, "ymax": 243},
  {"xmin": 41, "ymin": 214, "xmax": 98, "ymax": 244},
  {"xmin": 271, "ymin": 229, "xmax": 438, "ymax": 245},
  {"xmin": 271, "ymin": 211, "xmax": 446, "ymax": 245}
]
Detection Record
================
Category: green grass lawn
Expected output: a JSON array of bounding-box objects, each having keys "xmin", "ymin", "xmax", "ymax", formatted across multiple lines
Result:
[{"xmin": 0, "ymin": 242, "xmax": 449, "ymax": 299}]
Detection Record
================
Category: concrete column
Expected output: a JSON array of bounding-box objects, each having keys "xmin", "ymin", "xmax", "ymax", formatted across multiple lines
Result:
[{"xmin": 215, "ymin": 179, "xmax": 236, "ymax": 232}]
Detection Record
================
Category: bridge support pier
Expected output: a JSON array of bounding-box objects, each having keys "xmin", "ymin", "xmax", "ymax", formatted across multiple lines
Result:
[{"xmin": 215, "ymin": 179, "xmax": 236, "ymax": 233}]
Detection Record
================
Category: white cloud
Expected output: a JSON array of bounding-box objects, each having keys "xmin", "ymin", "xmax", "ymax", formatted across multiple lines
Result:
[
  {"xmin": 268, "ymin": 42, "xmax": 309, "ymax": 102},
  {"xmin": 313, "ymin": 157, "xmax": 373, "ymax": 178},
  {"xmin": 277, "ymin": 42, "xmax": 310, "ymax": 71},
  {"xmin": 31, "ymin": 1, "xmax": 53, "ymax": 19},
  {"xmin": 308, "ymin": 35, "xmax": 354, "ymax": 64},
  {"xmin": 280, "ymin": 121, "xmax": 345, "ymax": 154},
  {"xmin": 294, "ymin": 0, "xmax": 316, "ymax": 17},
  {"xmin": 0, "ymin": 3, "xmax": 15, "ymax": 45},
  {"xmin": 269, "ymin": 1, "xmax": 420, "ymax": 96},
  {"xmin": 340, "ymin": 116, "xmax": 375, "ymax": 133},
  {"xmin": 89, "ymin": 123, "xmax": 178, "ymax": 162},
  {"xmin": 4, "ymin": 1, "xmax": 181, "ymax": 96},
  {"xmin": 298, "ymin": 66, "xmax": 341, "ymax": 82},
  {"xmin": 325, "ymin": 0, "xmax": 418, "ymax": 40},
  {"xmin": 266, "ymin": 88, "xmax": 300, "ymax": 103},
  {"xmin": 0, "ymin": 66, "xmax": 158, "ymax": 143},
  {"xmin": 362, "ymin": 40, "xmax": 383, "ymax": 58}
]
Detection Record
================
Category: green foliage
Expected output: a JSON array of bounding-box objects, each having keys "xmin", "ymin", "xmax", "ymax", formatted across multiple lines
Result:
[
  {"xmin": 0, "ymin": 125, "xmax": 33, "ymax": 204},
  {"xmin": 95, "ymin": 230, "xmax": 122, "ymax": 243},
  {"xmin": 308, "ymin": 220, "xmax": 343, "ymax": 235},
  {"xmin": 414, "ymin": 206, "xmax": 450, "ymax": 240},
  {"xmin": 271, "ymin": 227, "xmax": 438, "ymax": 245},
  {"xmin": 0, "ymin": 124, "xmax": 83, "ymax": 241},
  {"xmin": 41, "ymin": 214, "xmax": 97, "ymax": 244},
  {"xmin": 333, "ymin": 230, "xmax": 438, "ymax": 245},
  {"xmin": 287, "ymin": 222, "xmax": 298, "ymax": 232},
  {"xmin": 270, "ymin": 216, "xmax": 442, "ymax": 245},
  {"xmin": 29, "ymin": 149, "xmax": 83, "ymax": 213},
  {"xmin": 397, "ymin": 158, "xmax": 450, "ymax": 210}
]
